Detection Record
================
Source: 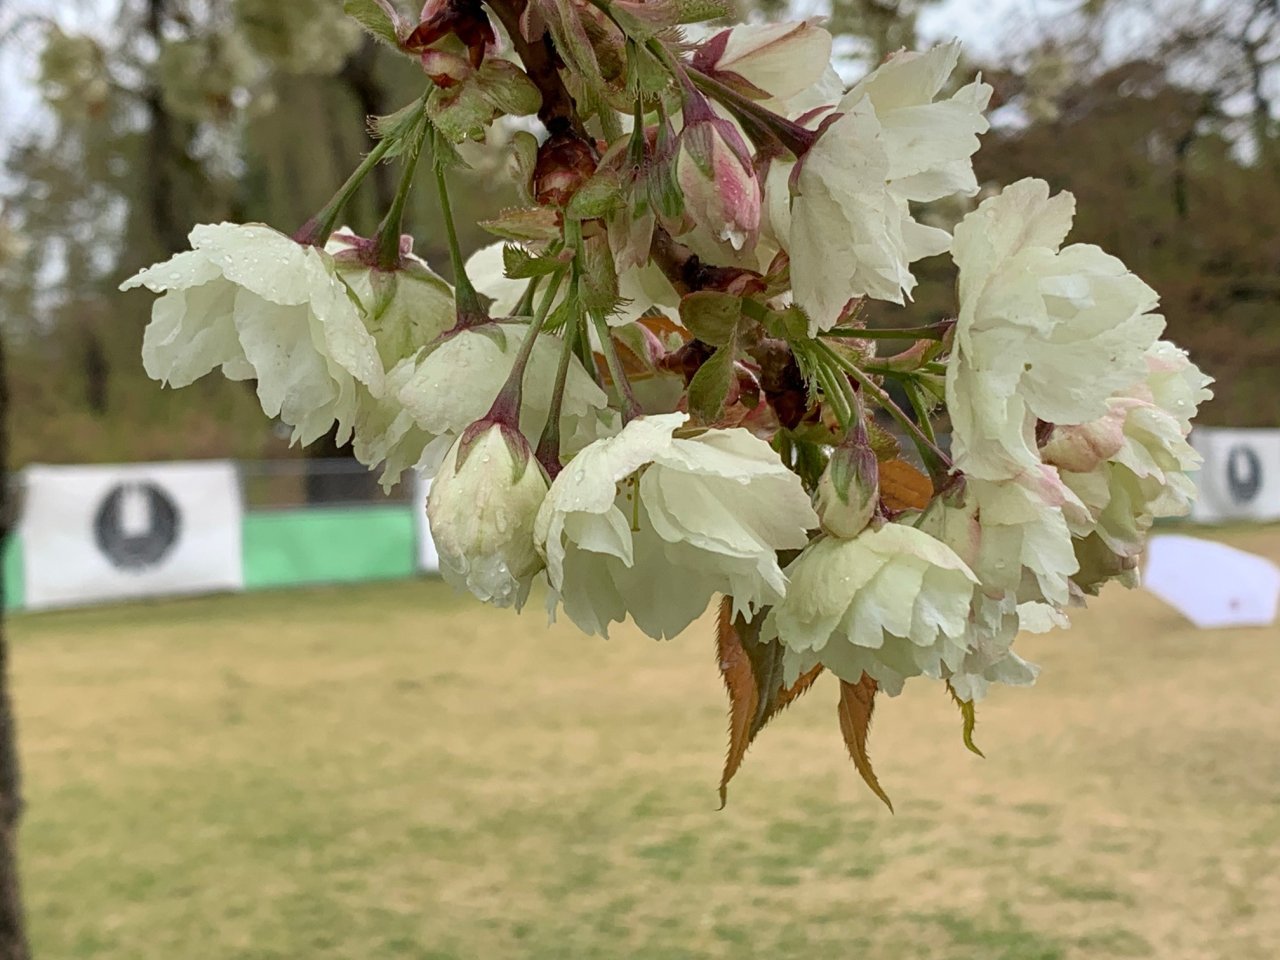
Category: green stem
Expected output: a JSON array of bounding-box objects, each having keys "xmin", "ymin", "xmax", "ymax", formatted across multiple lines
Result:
[
  {"xmin": 816, "ymin": 360, "xmax": 853, "ymax": 433},
  {"xmin": 372, "ymin": 123, "xmax": 428, "ymax": 270},
  {"xmin": 686, "ymin": 65, "xmax": 817, "ymax": 158},
  {"xmin": 535, "ymin": 309, "xmax": 581, "ymax": 477},
  {"xmin": 905, "ymin": 381, "xmax": 938, "ymax": 446},
  {"xmin": 293, "ymin": 136, "xmax": 396, "ymax": 247},
  {"xmin": 514, "ymin": 275, "xmax": 542, "ymax": 317},
  {"xmin": 591, "ymin": 311, "xmax": 642, "ymax": 421},
  {"xmin": 434, "ymin": 158, "xmax": 488, "ymax": 326},
  {"xmin": 818, "ymin": 341, "xmax": 951, "ymax": 483},
  {"xmin": 822, "ymin": 324, "xmax": 950, "ymax": 341},
  {"xmin": 488, "ymin": 270, "xmax": 566, "ymax": 424}
]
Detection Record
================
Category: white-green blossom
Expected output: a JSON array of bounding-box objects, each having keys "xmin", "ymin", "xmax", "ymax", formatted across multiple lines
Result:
[
  {"xmin": 768, "ymin": 523, "xmax": 979, "ymax": 695},
  {"xmin": 947, "ymin": 178, "xmax": 1166, "ymax": 481},
  {"xmin": 121, "ymin": 222, "xmax": 383, "ymax": 446},
  {"xmin": 534, "ymin": 414, "xmax": 818, "ymax": 639},
  {"xmin": 398, "ymin": 323, "xmax": 609, "ymax": 477},
  {"xmin": 428, "ymin": 424, "xmax": 549, "ymax": 608}
]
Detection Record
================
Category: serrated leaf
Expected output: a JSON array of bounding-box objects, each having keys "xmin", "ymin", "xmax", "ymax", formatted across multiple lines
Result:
[
  {"xmin": 475, "ymin": 59, "xmax": 542, "ymax": 117},
  {"xmin": 343, "ymin": 0, "xmax": 406, "ymax": 47},
  {"xmin": 427, "ymin": 82, "xmax": 494, "ymax": 143},
  {"xmin": 479, "ymin": 206, "xmax": 563, "ymax": 243},
  {"xmin": 370, "ymin": 99, "xmax": 427, "ymax": 159},
  {"xmin": 947, "ymin": 681, "xmax": 985, "ymax": 758},
  {"xmin": 838, "ymin": 674, "xmax": 893, "ymax": 812},
  {"xmin": 566, "ymin": 169, "xmax": 626, "ymax": 221},
  {"xmin": 761, "ymin": 304, "xmax": 809, "ymax": 341},
  {"xmin": 502, "ymin": 244, "xmax": 564, "ymax": 280},
  {"xmin": 717, "ymin": 599, "xmax": 822, "ymax": 807},
  {"xmin": 679, "ymin": 291, "xmax": 741, "ymax": 347},
  {"xmin": 867, "ymin": 419, "xmax": 901, "ymax": 461},
  {"xmin": 880, "ymin": 459, "xmax": 933, "ymax": 512},
  {"xmin": 578, "ymin": 233, "xmax": 621, "ymax": 317},
  {"xmin": 509, "ymin": 130, "xmax": 539, "ymax": 204},
  {"xmin": 669, "ymin": 0, "xmax": 731, "ymax": 23},
  {"xmin": 688, "ymin": 343, "xmax": 735, "ymax": 423}
]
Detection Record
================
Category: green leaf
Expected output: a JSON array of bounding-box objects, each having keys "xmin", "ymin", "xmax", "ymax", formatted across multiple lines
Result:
[
  {"xmin": 343, "ymin": 0, "xmax": 405, "ymax": 48},
  {"xmin": 502, "ymin": 244, "xmax": 565, "ymax": 280},
  {"xmin": 426, "ymin": 82, "xmax": 495, "ymax": 143},
  {"xmin": 679, "ymin": 291, "xmax": 741, "ymax": 347},
  {"xmin": 475, "ymin": 59, "xmax": 542, "ymax": 117},
  {"xmin": 761, "ymin": 304, "xmax": 810, "ymax": 341},
  {"xmin": 578, "ymin": 234, "xmax": 621, "ymax": 318},
  {"xmin": 566, "ymin": 169, "xmax": 626, "ymax": 221},
  {"xmin": 668, "ymin": 0, "xmax": 732, "ymax": 23},
  {"xmin": 688, "ymin": 342, "xmax": 735, "ymax": 422},
  {"xmin": 370, "ymin": 99, "xmax": 427, "ymax": 159},
  {"xmin": 479, "ymin": 207, "xmax": 562, "ymax": 243},
  {"xmin": 947, "ymin": 682, "xmax": 986, "ymax": 758},
  {"xmin": 509, "ymin": 130, "xmax": 539, "ymax": 204}
]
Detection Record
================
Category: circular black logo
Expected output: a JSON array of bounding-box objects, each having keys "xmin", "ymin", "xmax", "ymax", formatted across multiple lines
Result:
[
  {"xmin": 1225, "ymin": 445, "xmax": 1264, "ymax": 505},
  {"xmin": 93, "ymin": 482, "xmax": 181, "ymax": 571}
]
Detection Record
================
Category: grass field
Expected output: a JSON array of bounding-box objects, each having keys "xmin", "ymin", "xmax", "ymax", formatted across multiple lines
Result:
[{"xmin": 11, "ymin": 527, "xmax": 1280, "ymax": 960}]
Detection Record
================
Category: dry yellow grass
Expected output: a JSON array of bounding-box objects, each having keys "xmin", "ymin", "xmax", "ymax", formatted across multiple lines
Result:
[{"xmin": 11, "ymin": 526, "xmax": 1280, "ymax": 959}]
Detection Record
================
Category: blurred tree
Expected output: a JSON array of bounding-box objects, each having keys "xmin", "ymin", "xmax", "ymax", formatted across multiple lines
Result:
[{"xmin": 0, "ymin": 0, "xmax": 512, "ymax": 474}]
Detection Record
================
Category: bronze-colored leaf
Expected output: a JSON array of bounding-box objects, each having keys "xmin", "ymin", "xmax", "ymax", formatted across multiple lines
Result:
[
  {"xmin": 880, "ymin": 459, "xmax": 933, "ymax": 512},
  {"xmin": 947, "ymin": 681, "xmax": 985, "ymax": 758},
  {"xmin": 716, "ymin": 598, "xmax": 822, "ymax": 807},
  {"xmin": 837, "ymin": 674, "xmax": 894, "ymax": 812}
]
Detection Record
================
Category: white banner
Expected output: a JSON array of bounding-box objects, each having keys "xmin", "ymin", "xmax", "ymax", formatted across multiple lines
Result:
[
  {"xmin": 1190, "ymin": 428, "xmax": 1280, "ymax": 524},
  {"xmin": 21, "ymin": 461, "xmax": 244, "ymax": 610},
  {"xmin": 413, "ymin": 475, "xmax": 440, "ymax": 573}
]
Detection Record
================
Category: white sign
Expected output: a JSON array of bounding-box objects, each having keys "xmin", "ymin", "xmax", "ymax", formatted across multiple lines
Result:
[
  {"xmin": 413, "ymin": 474, "xmax": 440, "ymax": 573},
  {"xmin": 1190, "ymin": 428, "xmax": 1280, "ymax": 523},
  {"xmin": 20, "ymin": 461, "xmax": 244, "ymax": 610},
  {"xmin": 1143, "ymin": 534, "xmax": 1280, "ymax": 629}
]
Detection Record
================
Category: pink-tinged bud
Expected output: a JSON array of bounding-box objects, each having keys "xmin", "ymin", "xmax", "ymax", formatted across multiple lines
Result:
[
  {"xmin": 676, "ymin": 98, "xmax": 761, "ymax": 251},
  {"xmin": 816, "ymin": 429, "xmax": 880, "ymax": 538},
  {"xmin": 533, "ymin": 131, "xmax": 598, "ymax": 208},
  {"xmin": 1042, "ymin": 409, "xmax": 1128, "ymax": 474},
  {"xmin": 405, "ymin": 0, "xmax": 495, "ymax": 69},
  {"xmin": 419, "ymin": 48, "xmax": 472, "ymax": 87}
]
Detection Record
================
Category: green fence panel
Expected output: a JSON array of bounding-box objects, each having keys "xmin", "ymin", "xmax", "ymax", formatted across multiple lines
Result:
[
  {"xmin": 242, "ymin": 505, "xmax": 417, "ymax": 590},
  {"xmin": 1, "ymin": 536, "xmax": 20, "ymax": 611}
]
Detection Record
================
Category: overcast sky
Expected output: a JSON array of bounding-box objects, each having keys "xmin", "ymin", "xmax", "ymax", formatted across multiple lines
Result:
[{"xmin": 0, "ymin": 0, "xmax": 1056, "ymax": 149}]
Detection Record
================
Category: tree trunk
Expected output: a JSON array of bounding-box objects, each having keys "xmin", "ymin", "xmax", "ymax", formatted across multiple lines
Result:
[{"xmin": 0, "ymin": 331, "xmax": 32, "ymax": 958}]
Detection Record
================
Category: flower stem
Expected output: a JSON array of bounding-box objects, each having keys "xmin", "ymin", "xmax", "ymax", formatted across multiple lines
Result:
[
  {"xmin": 293, "ymin": 135, "xmax": 396, "ymax": 248},
  {"xmin": 686, "ymin": 65, "xmax": 817, "ymax": 158},
  {"xmin": 822, "ymin": 323, "xmax": 950, "ymax": 341},
  {"xmin": 591, "ymin": 311, "xmax": 642, "ymax": 422},
  {"xmin": 372, "ymin": 122, "xmax": 428, "ymax": 270},
  {"xmin": 487, "ymin": 270, "xmax": 566, "ymax": 425},
  {"xmin": 434, "ymin": 154, "xmax": 488, "ymax": 327},
  {"xmin": 535, "ymin": 308, "xmax": 582, "ymax": 478},
  {"xmin": 817, "ymin": 341, "xmax": 951, "ymax": 483}
]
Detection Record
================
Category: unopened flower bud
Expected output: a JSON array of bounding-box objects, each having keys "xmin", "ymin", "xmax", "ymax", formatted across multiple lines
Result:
[
  {"xmin": 676, "ymin": 98, "xmax": 762, "ymax": 250},
  {"xmin": 428, "ymin": 421, "xmax": 549, "ymax": 607},
  {"xmin": 419, "ymin": 48, "xmax": 472, "ymax": 87},
  {"xmin": 816, "ymin": 433, "xmax": 879, "ymax": 538},
  {"xmin": 1041, "ymin": 413, "xmax": 1126, "ymax": 474},
  {"xmin": 533, "ymin": 131, "xmax": 598, "ymax": 208},
  {"xmin": 405, "ymin": 0, "xmax": 496, "ymax": 69}
]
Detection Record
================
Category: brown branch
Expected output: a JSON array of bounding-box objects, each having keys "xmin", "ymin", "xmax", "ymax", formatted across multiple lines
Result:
[
  {"xmin": 482, "ymin": 0, "xmax": 588, "ymax": 138},
  {"xmin": 0, "ymin": 315, "xmax": 32, "ymax": 960}
]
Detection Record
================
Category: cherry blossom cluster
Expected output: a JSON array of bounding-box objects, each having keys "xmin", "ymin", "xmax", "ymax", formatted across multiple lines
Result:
[{"xmin": 122, "ymin": 0, "xmax": 1211, "ymax": 735}]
